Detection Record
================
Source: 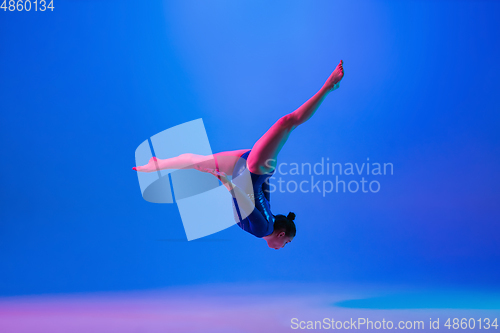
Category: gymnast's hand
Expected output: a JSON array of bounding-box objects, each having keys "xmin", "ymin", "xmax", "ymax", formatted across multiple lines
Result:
[
  {"xmin": 323, "ymin": 60, "xmax": 344, "ymax": 92},
  {"xmin": 203, "ymin": 168, "xmax": 235, "ymax": 192}
]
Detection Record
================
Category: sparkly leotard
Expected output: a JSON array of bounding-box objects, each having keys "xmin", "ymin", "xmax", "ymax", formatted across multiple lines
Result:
[{"xmin": 231, "ymin": 150, "xmax": 275, "ymax": 238}]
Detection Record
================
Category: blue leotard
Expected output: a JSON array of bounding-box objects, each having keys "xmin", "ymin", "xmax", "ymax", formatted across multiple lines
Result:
[{"xmin": 231, "ymin": 150, "xmax": 275, "ymax": 238}]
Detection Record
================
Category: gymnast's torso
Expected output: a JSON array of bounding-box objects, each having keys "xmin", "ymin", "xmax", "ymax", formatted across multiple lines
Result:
[{"xmin": 231, "ymin": 150, "xmax": 275, "ymax": 238}]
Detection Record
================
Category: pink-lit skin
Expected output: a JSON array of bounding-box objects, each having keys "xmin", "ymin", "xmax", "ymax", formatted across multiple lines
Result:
[
  {"xmin": 262, "ymin": 230, "xmax": 293, "ymax": 250},
  {"xmin": 243, "ymin": 60, "xmax": 344, "ymax": 175},
  {"xmin": 132, "ymin": 61, "xmax": 345, "ymax": 176},
  {"xmin": 132, "ymin": 156, "xmax": 159, "ymax": 172},
  {"xmin": 132, "ymin": 62, "xmax": 345, "ymax": 249}
]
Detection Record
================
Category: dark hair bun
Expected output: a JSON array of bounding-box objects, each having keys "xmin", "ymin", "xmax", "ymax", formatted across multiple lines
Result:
[{"xmin": 287, "ymin": 212, "xmax": 296, "ymax": 221}]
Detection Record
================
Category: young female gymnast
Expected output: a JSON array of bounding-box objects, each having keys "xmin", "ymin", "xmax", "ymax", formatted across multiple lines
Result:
[{"xmin": 134, "ymin": 60, "xmax": 344, "ymax": 250}]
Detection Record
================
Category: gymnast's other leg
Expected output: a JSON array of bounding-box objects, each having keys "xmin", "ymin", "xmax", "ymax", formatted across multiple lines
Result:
[
  {"xmin": 133, "ymin": 149, "xmax": 250, "ymax": 175},
  {"xmin": 247, "ymin": 60, "xmax": 344, "ymax": 175}
]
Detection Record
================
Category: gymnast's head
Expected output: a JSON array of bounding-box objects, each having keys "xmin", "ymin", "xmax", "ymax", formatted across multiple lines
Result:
[{"xmin": 263, "ymin": 212, "xmax": 296, "ymax": 250}]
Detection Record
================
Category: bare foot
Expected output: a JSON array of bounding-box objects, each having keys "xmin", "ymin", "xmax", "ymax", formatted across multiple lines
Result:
[
  {"xmin": 133, "ymin": 157, "xmax": 160, "ymax": 173},
  {"xmin": 324, "ymin": 60, "xmax": 344, "ymax": 92}
]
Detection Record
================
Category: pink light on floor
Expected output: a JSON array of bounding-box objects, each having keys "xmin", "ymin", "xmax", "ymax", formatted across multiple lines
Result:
[{"xmin": 0, "ymin": 282, "xmax": 498, "ymax": 333}]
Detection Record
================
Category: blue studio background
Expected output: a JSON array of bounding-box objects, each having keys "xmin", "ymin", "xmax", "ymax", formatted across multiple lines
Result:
[{"xmin": 1, "ymin": 0, "xmax": 499, "ymax": 296}]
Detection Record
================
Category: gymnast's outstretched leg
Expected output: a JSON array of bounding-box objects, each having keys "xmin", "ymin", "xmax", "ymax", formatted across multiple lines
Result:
[
  {"xmin": 247, "ymin": 60, "xmax": 344, "ymax": 175},
  {"xmin": 134, "ymin": 60, "xmax": 344, "ymax": 176},
  {"xmin": 133, "ymin": 149, "xmax": 250, "ymax": 175}
]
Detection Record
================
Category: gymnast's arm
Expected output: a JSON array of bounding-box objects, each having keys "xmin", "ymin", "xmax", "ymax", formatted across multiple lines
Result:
[
  {"xmin": 262, "ymin": 179, "xmax": 271, "ymax": 202},
  {"xmin": 204, "ymin": 168, "xmax": 256, "ymax": 215},
  {"xmin": 211, "ymin": 169, "xmax": 270, "ymax": 236},
  {"xmin": 224, "ymin": 180, "xmax": 256, "ymax": 217}
]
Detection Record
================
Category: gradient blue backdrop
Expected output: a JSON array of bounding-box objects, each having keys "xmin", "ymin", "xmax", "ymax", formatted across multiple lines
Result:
[{"xmin": 1, "ymin": 0, "xmax": 499, "ymax": 296}]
